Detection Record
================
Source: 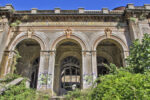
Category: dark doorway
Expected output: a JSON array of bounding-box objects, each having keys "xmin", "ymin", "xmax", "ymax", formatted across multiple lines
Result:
[
  {"xmin": 97, "ymin": 56, "xmax": 109, "ymax": 76},
  {"xmin": 30, "ymin": 57, "xmax": 40, "ymax": 88}
]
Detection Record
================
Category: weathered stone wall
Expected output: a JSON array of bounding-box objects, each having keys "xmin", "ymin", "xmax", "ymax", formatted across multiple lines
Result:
[{"xmin": 0, "ymin": 4, "xmax": 149, "ymax": 95}]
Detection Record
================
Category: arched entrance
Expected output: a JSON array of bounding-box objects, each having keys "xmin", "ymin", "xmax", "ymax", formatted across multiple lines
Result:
[
  {"xmin": 61, "ymin": 56, "xmax": 80, "ymax": 91},
  {"xmin": 15, "ymin": 39, "xmax": 41, "ymax": 88},
  {"xmin": 54, "ymin": 39, "xmax": 82, "ymax": 95},
  {"xmin": 96, "ymin": 39, "xmax": 123, "ymax": 76}
]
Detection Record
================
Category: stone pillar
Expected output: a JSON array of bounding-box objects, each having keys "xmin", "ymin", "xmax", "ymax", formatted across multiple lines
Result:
[
  {"xmin": 82, "ymin": 51, "xmax": 93, "ymax": 89},
  {"xmin": 91, "ymin": 51, "xmax": 97, "ymax": 82},
  {"xmin": 0, "ymin": 16, "xmax": 9, "ymax": 66},
  {"xmin": 37, "ymin": 51, "xmax": 50, "ymax": 90},
  {"xmin": 122, "ymin": 51, "xmax": 129, "ymax": 66},
  {"xmin": 54, "ymin": 8, "xmax": 60, "ymax": 14},
  {"xmin": 128, "ymin": 17, "xmax": 141, "ymax": 41},
  {"xmin": 48, "ymin": 51, "xmax": 55, "ymax": 95},
  {"xmin": 0, "ymin": 51, "xmax": 10, "ymax": 77},
  {"xmin": 31, "ymin": 8, "xmax": 37, "ymax": 14},
  {"xmin": 78, "ymin": 8, "xmax": 84, "ymax": 14}
]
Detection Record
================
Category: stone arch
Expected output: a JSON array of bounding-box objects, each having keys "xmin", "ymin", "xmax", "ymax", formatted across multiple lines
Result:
[
  {"xmin": 91, "ymin": 34, "xmax": 129, "ymax": 79},
  {"xmin": 53, "ymin": 37, "xmax": 83, "ymax": 95},
  {"xmin": 1, "ymin": 31, "xmax": 49, "ymax": 84},
  {"xmin": 8, "ymin": 31, "xmax": 49, "ymax": 51},
  {"xmin": 93, "ymin": 35, "xmax": 129, "ymax": 52},
  {"xmin": 97, "ymin": 51, "xmax": 113, "ymax": 63},
  {"xmin": 57, "ymin": 51, "xmax": 82, "ymax": 66},
  {"xmin": 51, "ymin": 34, "xmax": 87, "ymax": 51}
]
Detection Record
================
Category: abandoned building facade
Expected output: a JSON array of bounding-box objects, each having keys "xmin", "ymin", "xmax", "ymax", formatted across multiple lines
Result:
[{"xmin": 0, "ymin": 4, "xmax": 150, "ymax": 95}]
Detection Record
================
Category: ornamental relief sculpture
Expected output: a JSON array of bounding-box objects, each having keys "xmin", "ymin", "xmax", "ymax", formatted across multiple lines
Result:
[
  {"xmin": 105, "ymin": 28, "xmax": 112, "ymax": 38},
  {"xmin": 27, "ymin": 28, "xmax": 34, "ymax": 38},
  {"xmin": 64, "ymin": 27, "xmax": 72, "ymax": 38}
]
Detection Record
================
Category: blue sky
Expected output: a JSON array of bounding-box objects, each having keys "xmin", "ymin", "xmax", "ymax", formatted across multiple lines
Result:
[{"xmin": 0, "ymin": 0, "xmax": 150, "ymax": 10}]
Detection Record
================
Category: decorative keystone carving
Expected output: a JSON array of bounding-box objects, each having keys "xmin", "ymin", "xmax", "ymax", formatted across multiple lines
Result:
[
  {"xmin": 27, "ymin": 28, "xmax": 34, "ymax": 38},
  {"xmin": 105, "ymin": 28, "xmax": 112, "ymax": 38},
  {"xmin": 64, "ymin": 27, "xmax": 72, "ymax": 38}
]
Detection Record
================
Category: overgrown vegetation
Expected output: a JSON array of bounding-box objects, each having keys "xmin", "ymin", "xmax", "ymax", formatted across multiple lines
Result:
[
  {"xmin": 91, "ymin": 70, "xmax": 150, "ymax": 100},
  {"xmin": 65, "ymin": 33, "xmax": 150, "ymax": 100},
  {"xmin": 126, "ymin": 34, "xmax": 150, "ymax": 73},
  {"xmin": 0, "ymin": 50, "xmax": 50, "ymax": 100},
  {"xmin": 65, "ymin": 89, "xmax": 93, "ymax": 100},
  {"xmin": 129, "ymin": 17, "xmax": 137, "ymax": 23},
  {"xmin": 10, "ymin": 50, "xmax": 21, "ymax": 74},
  {"xmin": 0, "ymin": 74, "xmax": 20, "ymax": 84},
  {"xmin": 10, "ymin": 20, "xmax": 21, "ymax": 27},
  {"xmin": 0, "ymin": 74, "xmax": 50, "ymax": 100}
]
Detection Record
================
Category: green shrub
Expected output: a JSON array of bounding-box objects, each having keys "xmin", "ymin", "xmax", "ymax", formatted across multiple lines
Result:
[
  {"xmin": 0, "ymin": 80, "xmax": 36, "ymax": 100},
  {"xmin": 65, "ymin": 89, "xmax": 92, "ymax": 100},
  {"xmin": 0, "ymin": 78, "xmax": 50, "ymax": 100},
  {"xmin": 126, "ymin": 33, "xmax": 150, "ymax": 73},
  {"xmin": 91, "ymin": 70, "xmax": 150, "ymax": 100},
  {"xmin": 0, "ymin": 74, "xmax": 21, "ymax": 84}
]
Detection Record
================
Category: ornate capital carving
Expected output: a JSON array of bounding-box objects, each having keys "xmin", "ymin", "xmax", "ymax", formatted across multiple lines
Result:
[
  {"xmin": 105, "ymin": 28, "xmax": 112, "ymax": 38},
  {"xmin": 64, "ymin": 27, "xmax": 72, "ymax": 38}
]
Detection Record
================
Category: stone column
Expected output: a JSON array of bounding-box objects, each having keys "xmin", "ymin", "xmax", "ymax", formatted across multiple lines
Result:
[
  {"xmin": 0, "ymin": 16, "xmax": 9, "ymax": 66},
  {"xmin": 128, "ymin": 18, "xmax": 141, "ymax": 41},
  {"xmin": 122, "ymin": 51, "xmax": 129, "ymax": 66},
  {"xmin": 82, "ymin": 51, "xmax": 93, "ymax": 89},
  {"xmin": 0, "ymin": 51, "xmax": 11, "ymax": 77},
  {"xmin": 47, "ymin": 51, "xmax": 55, "ymax": 95},
  {"xmin": 91, "ymin": 50, "xmax": 97, "ymax": 82},
  {"xmin": 37, "ymin": 51, "xmax": 50, "ymax": 90}
]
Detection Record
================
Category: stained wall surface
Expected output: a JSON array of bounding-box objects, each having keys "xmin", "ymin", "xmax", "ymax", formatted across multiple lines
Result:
[{"xmin": 0, "ymin": 4, "xmax": 150, "ymax": 95}]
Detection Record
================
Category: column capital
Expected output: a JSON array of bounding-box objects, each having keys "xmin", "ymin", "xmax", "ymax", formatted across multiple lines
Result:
[
  {"xmin": 82, "ymin": 50, "xmax": 91, "ymax": 56},
  {"xmin": 82, "ymin": 50, "xmax": 96, "ymax": 56},
  {"xmin": 41, "ymin": 50, "xmax": 56, "ymax": 56}
]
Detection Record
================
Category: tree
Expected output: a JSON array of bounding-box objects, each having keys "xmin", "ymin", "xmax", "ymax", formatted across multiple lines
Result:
[{"xmin": 126, "ymin": 33, "xmax": 150, "ymax": 73}]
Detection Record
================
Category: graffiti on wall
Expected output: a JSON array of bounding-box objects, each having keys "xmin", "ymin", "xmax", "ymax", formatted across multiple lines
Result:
[
  {"xmin": 83, "ymin": 74, "xmax": 93, "ymax": 86},
  {"xmin": 38, "ymin": 72, "xmax": 52, "ymax": 88}
]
